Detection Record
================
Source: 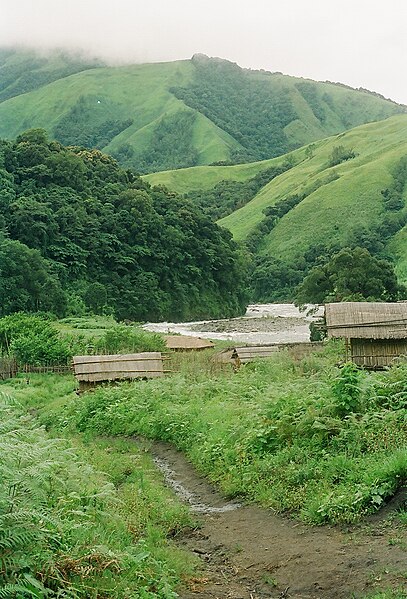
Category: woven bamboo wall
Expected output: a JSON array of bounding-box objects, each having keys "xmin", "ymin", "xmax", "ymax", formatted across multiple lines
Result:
[
  {"xmin": 73, "ymin": 352, "xmax": 164, "ymax": 382},
  {"xmin": 326, "ymin": 302, "xmax": 407, "ymax": 339},
  {"xmin": 351, "ymin": 339, "xmax": 407, "ymax": 369}
]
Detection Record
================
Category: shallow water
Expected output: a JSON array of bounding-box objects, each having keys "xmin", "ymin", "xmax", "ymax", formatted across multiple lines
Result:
[
  {"xmin": 153, "ymin": 456, "xmax": 241, "ymax": 514},
  {"xmin": 143, "ymin": 303, "xmax": 323, "ymax": 345}
]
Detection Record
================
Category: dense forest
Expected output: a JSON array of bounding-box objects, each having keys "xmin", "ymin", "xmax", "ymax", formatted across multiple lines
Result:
[{"xmin": 0, "ymin": 129, "xmax": 248, "ymax": 321}]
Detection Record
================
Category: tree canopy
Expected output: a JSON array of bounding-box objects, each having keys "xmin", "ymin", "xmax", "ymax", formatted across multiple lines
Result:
[
  {"xmin": 295, "ymin": 247, "xmax": 405, "ymax": 304},
  {"xmin": 0, "ymin": 130, "xmax": 248, "ymax": 320}
]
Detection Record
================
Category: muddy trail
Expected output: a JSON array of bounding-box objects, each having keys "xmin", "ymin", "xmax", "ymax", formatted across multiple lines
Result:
[{"xmin": 150, "ymin": 442, "xmax": 406, "ymax": 599}]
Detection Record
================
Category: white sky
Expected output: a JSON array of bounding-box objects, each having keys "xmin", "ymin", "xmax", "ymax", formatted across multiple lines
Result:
[{"xmin": 1, "ymin": 0, "xmax": 406, "ymax": 104}]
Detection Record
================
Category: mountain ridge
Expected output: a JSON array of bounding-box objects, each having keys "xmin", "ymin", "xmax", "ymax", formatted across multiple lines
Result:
[{"xmin": 0, "ymin": 48, "xmax": 404, "ymax": 173}]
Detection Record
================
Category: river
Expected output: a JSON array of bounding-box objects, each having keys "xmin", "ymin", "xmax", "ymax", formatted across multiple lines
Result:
[{"xmin": 143, "ymin": 303, "xmax": 323, "ymax": 345}]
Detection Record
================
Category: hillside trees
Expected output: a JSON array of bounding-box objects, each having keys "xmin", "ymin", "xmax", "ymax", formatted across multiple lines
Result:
[
  {"xmin": 295, "ymin": 247, "xmax": 404, "ymax": 304},
  {"xmin": 171, "ymin": 56, "xmax": 297, "ymax": 162},
  {"xmin": 0, "ymin": 130, "xmax": 248, "ymax": 320},
  {"xmin": 0, "ymin": 238, "xmax": 66, "ymax": 316}
]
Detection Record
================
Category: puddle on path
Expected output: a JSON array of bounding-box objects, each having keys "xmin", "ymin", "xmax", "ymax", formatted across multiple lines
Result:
[
  {"xmin": 153, "ymin": 456, "xmax": 241, "ymax": 513},
  {"xmin": 149, "ymin": 440, "xmax": 406, "ymax": 599}
]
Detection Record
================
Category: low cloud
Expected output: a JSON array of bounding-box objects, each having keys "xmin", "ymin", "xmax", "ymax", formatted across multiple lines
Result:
[{"xmin": 1, "ymin": 0, "xmax": 406, "ymax": 104}]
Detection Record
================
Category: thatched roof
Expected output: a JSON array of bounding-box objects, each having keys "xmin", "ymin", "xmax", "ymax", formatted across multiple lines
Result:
[
  {"xmin": 165, "ymin": 335, "xmax": 214, "ymax": 350},
  {"xmin": 325, "ymin": 302, "xmax": 407, "ymax": 339}
]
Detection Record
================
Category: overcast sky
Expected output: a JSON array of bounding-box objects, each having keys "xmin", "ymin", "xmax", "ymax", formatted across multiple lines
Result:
[{"xmin": 1, "ymin": 0, "xmax": 406, "ymax": 104}]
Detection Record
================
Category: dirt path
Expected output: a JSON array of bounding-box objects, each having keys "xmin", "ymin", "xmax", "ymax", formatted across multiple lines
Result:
[{"xmin": 150, "ymin": 442, "xmax": 406, "ymax": 599}]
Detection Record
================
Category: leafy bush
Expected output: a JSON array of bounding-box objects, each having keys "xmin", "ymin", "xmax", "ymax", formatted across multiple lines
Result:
[
  {"xmin": 0, "ymin": 394, "xmax": 189, "ymax": 598},
  {"xmin": 0, "ymin": 313, "xmax": 70, "ymax": 365},
  {"xmin": 332, "ymin": 362, "xmax": 361, "ymax": 416},
  {"xmin": 296, "ymin": 247, "xmax": 405, "ymax": 304},
  {"xmin": 328, "ymin": 145, "xmax": 356, "ymax": 166}
]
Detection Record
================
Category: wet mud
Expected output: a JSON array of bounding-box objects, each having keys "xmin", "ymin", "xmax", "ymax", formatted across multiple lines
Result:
[{"xmin": 151, "ymin": 442, "xmax": 407, "ymax": 599}]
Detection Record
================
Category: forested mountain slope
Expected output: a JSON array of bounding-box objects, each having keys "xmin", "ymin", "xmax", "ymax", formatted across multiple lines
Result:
[
  {"xmin": 0, "ymin": 48, "xmax": 404, "ymax": 173},
  {"xmin": 0, "ymin": 129, "xmax": 247, "ymax": 320}
]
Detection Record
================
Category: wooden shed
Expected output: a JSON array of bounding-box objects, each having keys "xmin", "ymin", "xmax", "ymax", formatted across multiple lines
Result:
[
  {"xmin": 325, "ymin": 302, "xmax": 407, "ymax": 369},
  {"xmin": 165, "ymin": 335, "xmax": 214, "ymax": 351},
  {"xmin": 73, "ymin": 352, "xmax": 165, "ymax": 388}
]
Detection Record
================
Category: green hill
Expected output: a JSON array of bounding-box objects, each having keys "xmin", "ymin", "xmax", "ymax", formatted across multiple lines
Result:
[
  {"xmin": 147, "ymin": 116, "xmax": 407, "ymax": 298},
  {"xmin": 220, "ymin": 115, "xmax": 407, "ymax": 295},
  {"xmin": 0, "ymin": 49, "xmax": 404, "ymax": 173}
]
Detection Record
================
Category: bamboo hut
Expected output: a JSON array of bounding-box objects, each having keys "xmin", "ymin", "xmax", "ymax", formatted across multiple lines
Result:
[
  {"xmin": 325, "ymin": 302, "xmax": 407, "ymax": 369},
  {"xmin": 73, "ymin": 352, "xmax": 165, "ymax": 390},
  {"xmin": 231, "ymin": 342, "xmax": 322, "ymax": 366},
  {"xmin": 165, "ymin": 335, "xmax": 214, "ymax": 351}
]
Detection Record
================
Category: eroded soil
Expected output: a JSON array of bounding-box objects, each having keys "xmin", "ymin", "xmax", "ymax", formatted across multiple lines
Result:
[{"xmin": 150, "ymin": 442, "xmax": 406, "ymax": 599}]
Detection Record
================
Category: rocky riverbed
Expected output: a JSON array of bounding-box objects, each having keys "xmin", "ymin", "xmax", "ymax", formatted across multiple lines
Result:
[{"xmin": 144, "ymin": 303, "xmax": 323, "ymax": 344}]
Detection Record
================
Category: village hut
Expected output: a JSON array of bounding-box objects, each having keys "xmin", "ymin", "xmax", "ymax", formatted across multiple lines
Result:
[
  {"xmin": 231, "ymin": 342, "xmax": 322, "ymax": 366},
  {"xmin": 325, "ymin": 302, "xmax": 407, "ymax": 369},
  {"xmin": 165, "ymin": 335, "xmax": 214, "ymax": 351},
  {"xmin": 72, "ymin": 352, "xmax": 165, "ymax": 391}
]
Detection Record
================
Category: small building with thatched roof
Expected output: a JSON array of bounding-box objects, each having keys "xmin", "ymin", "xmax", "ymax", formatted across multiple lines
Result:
[
  {"xmin": 165, "ymin": 335, "xmax": 214, "ymax": 351},
  {"xmin": 325, "ymin": 302, "xmax": 407, "ymax": 369}
]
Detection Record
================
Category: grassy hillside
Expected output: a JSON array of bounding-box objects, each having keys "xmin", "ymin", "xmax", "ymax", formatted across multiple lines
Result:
[
  {"xmin": 0, "ymin": 47, "xmax": 102, "ymax": 102},
  {"xmin": 150, "ymin": 116, "xmax": 407, "ymax": 297},
  {"xmin": 0, "ymin": 49, "xmax": 404, "ymax": 173},
  {"xmin": 217, "ymin": 115, "xmax": 407, "ymax": 284},
  {"xmin": 144, "ymin": 153, "xmax": 294, "ymax": 193}
]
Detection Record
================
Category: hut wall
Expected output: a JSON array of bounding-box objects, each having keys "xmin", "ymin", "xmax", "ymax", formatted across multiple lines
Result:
[
  {"xmin": 73, "ymin": 352, "xmax": 164, "ymax": 383},
  {"xmin": 233, "ymin": 342, "xmax": 322, "ymax": 365},
  {"xmin": 350, "ymin": 339, "xmax": 407, "ymax": 369}
]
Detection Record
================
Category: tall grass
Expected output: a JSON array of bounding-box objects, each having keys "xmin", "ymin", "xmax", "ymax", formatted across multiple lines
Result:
[{"xmin": 14, "ymin": 342, "xmax": 407, "ymax": 525}]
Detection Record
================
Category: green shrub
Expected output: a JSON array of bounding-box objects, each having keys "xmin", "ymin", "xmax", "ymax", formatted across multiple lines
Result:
[
  {"xmin": 0, "ymin": 393, "xmax": 193, "ymax": 598},
  {"xmin": 0, "ymin": 313, "xmax": 70, "ymax": 365},
  {"xmin": 332, "ymin": 362, "xmax": 362, "ymax": 416}
]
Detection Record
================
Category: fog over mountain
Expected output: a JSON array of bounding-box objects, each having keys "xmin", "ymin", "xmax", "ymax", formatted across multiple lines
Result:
[{"xmin": 1, "ymin": 0, "xmax": 406, "ymax": 104}]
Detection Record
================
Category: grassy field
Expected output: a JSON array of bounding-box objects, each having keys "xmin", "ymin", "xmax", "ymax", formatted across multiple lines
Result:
[{"xmin": 8, "ymin": 342, "xmax": 406, "ymax": 527}]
